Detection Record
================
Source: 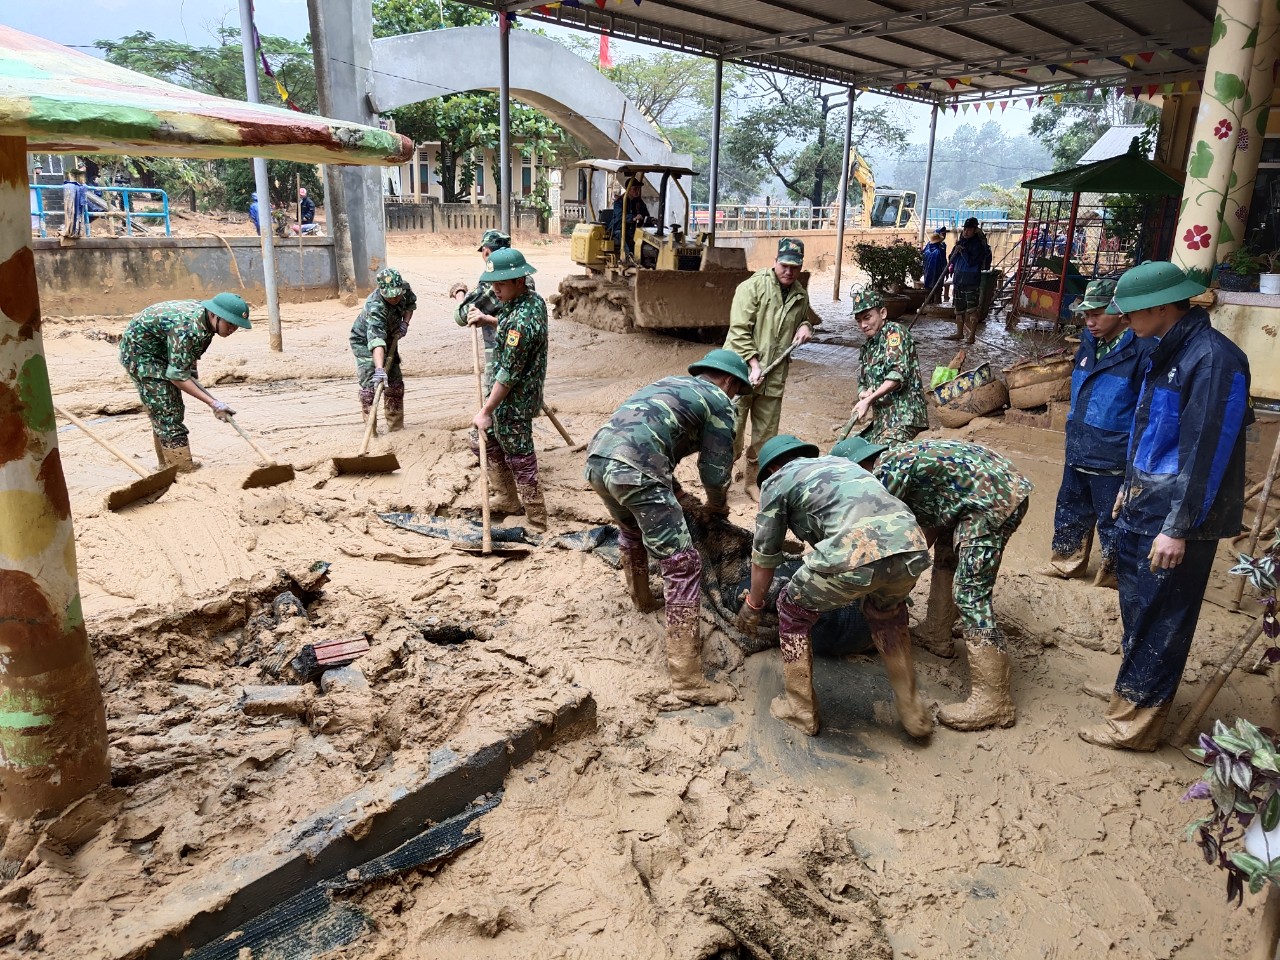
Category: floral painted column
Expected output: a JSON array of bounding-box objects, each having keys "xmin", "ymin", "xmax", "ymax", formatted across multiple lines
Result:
[
  {"xmin": 1219, "ymin": 0, "xmax": 1280, "ymax": 259},
  {"xmin": 1173, "ymin": 0, "xmax": 1264, "ymax": 283},
  {"xmin": 0, "ymin": 136, "xmax": 108, "ymax": 818}
]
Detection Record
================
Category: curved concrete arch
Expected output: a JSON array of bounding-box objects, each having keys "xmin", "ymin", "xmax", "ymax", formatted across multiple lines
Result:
[{"xmin": 368, "ymin": 26, "xmax": 692, "ymax": 218}]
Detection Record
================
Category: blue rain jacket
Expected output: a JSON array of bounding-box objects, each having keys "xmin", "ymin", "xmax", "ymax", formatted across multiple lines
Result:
[
  {"xmin": 950, "ymin": 231, "xmax": 991, "ymax": 288},
  {"xmin": 1064, "ymin": 328, "xmax": 1154, "ymax": 472},
  {"xmin": 922, "ymin": 240, "xmax": 947, "ymax": 291},
  {"xmin": 1118, "ymin": 307, "xmax": 1252, "ymax": 541}
]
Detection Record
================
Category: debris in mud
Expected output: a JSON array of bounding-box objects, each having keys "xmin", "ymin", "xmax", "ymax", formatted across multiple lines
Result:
[
  {"xmin": 379, "ymin": 511, "xmax": 541, "ymax": 551},
  {"xmin": 288, "ymin": 635, "xmax": 372, "ymax": 683},
  {"xmin": 418, "ymin": 622, "xmax": 477, "ymax": 647}
]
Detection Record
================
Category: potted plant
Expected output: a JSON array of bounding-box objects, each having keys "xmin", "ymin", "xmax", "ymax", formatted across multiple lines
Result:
[
  {"xmin": 851, "ymin": 241, "xmax": 925, "ymax": 318},
  {"xmin": 1217, "ymin": 248, "xmax": 1263, "ymax": 292},
  {"xmin": 1259, "ymin": 250, "xmax": 1280, "ymax": 295}
]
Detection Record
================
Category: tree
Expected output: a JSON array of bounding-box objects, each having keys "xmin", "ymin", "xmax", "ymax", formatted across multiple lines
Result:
[
  {"xmin": 962, "ymin": 183, "xmax": 1029, "ymax": 218},
  {"xmin": 1030, "ymin": 91, "xmax": 1159, "ymax": 170}
]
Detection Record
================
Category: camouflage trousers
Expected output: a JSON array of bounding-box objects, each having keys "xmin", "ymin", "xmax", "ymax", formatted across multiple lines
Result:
[
  {"xmin": 953, "ymin": 285, "xmax": 982, "ymax": 313},
  {"xmin": 487, "ymin": 401, "xmax": 536, "ymax": 459},
  {"xmin": 936, "ymin": 496, "xmax": 1030, "ymax": 644},
  {"xmin": 858, "ymin": 416, "xmax": 924, "ymax": 447},
  {"xmin": 779, "ymin": 548, "xmax": 931, "ymax": 637},
  {"xmin": 584, "ymin": 455, "xmax": 690, "ymax": 560},
  {"xmin": 128, "ymin": 374, "xmax": 188, "ymax": 448},
  {"xmin": 355, "ymin": 354, "xmax": 405, "ymax": 419},
  {"xmin": 733, "ymin": 392, "xmax": 782, "ymax": 465},
  {"xmin": 483, "ymin": 434, "xmax": 539, "ymax": 489}
]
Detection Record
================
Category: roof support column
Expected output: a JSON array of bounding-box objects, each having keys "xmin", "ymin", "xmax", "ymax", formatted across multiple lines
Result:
[
  {"xmin": 1172, "ymin": 0, "xmax": 1263, "ymax": 283},
  {"xmin": 239, "ymin": 0, "xmax": 283, "ymax": 352},
  {"xmin": 499, "ymin": 16, "xmax": 512, "ymax": 235},
  {"xmin": 1219, "ymin": 0, "xmax": 1280, "ymax": 259},
  {"xmin": 919, "ymin": 101, "xmax": 940, "ymax": 243},
  {"xmin": 832, "ymin": 86, "xmax": 855, "ymax": 301},
  {"xmin": 707, "ymin": 57, "xmax": 724, "ymax": 237},
  {"xmin": 0, "ymin": 135, "xmax": 109, "ymax": 819}
]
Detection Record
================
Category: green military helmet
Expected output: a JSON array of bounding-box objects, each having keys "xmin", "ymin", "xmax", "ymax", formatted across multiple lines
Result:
[
  {"xmin": 376, "ymin": 266, "xmax": 407, "ymax": 299},
  {"xmin": 848, "ymin": 285, "xmax": 885, "ymax": 316},
  {"xmin": 479, "ymin": 247, "xmax": 538, "ymax": 282},
  {"xmin": 202, "ymin": 291, "xmax": 252, "ymax": 329},
  {"xmin": 688, "ymin": 348, "xmax": 751, "ymax": 392},
  {"xmin": 758, "ymin": 433, "xmax": 819, "ymax": 478},
  {"xmin": 1112, "ymin": 261, "xmax": 1205, "ymax": 314},
  {"xmin": 1071, "ymin": 277, "xmax": 1117, "ymax": 314},
  {"xmin": 777, "ymin": 237, "xmax": 804, "ymax": 266},
  {"xmin": 831, "ymin": 435, "xmax": 887, "ymax": 467},
  {"xmin": 478, "ymin": 229, "xmax": 511, "ymax": 252}
]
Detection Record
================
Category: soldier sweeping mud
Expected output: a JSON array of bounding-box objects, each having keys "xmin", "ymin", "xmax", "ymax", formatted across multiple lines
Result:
[
  {"xmin": 585, "ymin": 349, "xmax": 751, "ymax": 704},
  {"xmin": 837, "ymin": 436, "xmax": 1032, "ymax": 731},
  {"xmin": 724, "ymin": 238, "xmax": 815, "ymax": 496},
  {"xmin": 736, "ymin": 434, "xmax": 933, "ymax": 738},
  {"xmin": 349, "ymin": 266, "xmax": 416, "ymax": 431},
  {"xmin": 472, "ymin": 248, "xmax": 550, "ymax": 530},
  {"xmin": 848, "ymin": 286, "xmax": 928, "ymax": 445},
  {"xmin": 118, "ymin": 292, "xmax": 252, "ymax": 472},
  {"xmin": 450, "ymin": 229, "xmax": 531, "ymax": 394}
]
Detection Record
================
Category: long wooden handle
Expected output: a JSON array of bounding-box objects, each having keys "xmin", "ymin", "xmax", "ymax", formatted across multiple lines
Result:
[
  {"xmin": 473, "ymin": 327, "xmax": 492, "ymax": 555},
  {"xmin": 1169, "ymin": 618, "xmax": 1266, "ymax": 747},
  {"xmin": 357, "ymin": 340, "xmax": 398, "ymax": 456},
  {"xmin": 1233, "ymin": 427, "xmax": 1280, "ymax": 610},
  {"xmin": 757, "ymin": 341, "xmax": 798, "ymax": 383},
  {"xmin": 54, "ymin": 403, "xmax": 152, "ymax": 479},
  {"xmin": 227, "ymin": 416, "xmax": 277, "ymax": 466},
  {"xmin": 541, "ymin": 403, "xmax": 576, "ymax": 447}
]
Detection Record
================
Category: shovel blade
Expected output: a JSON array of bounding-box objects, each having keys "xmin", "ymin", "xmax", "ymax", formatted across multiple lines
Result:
[
  {"xmin": 105, "ymin": 465, "xmax": 180, "ymax": 511},
  {"xmin": 242, "ymin": 463, "xmax": 296, "ymax": 489},
  {"xmin": 332, "ymin": 453, "xmax": 401, "ymax": 475}
]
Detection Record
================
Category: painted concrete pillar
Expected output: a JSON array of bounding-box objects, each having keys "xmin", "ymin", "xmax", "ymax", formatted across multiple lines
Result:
[
  {"xmin": 708, "ymin": 58, "xmax": 723, "ymax": 237},
  {"xmin": 1220, "ymin": 0, "xmax": 1280, "ymax": 258},
  {"xmin": 0, "ymin": 137, "xmax": 109, "ymax": 819},
  {"xmin": 1172, "ymin": 0, "xmax": 1264, "ymax": 283},
  {"xmin": 832, "ymin": 88, "xmax": 855, "ymax": 300}
]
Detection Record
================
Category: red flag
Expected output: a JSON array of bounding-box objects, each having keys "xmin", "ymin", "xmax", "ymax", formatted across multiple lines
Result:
[{"xmin": 598, "ymin": 33, "xmax": 614, "ymax": 68}]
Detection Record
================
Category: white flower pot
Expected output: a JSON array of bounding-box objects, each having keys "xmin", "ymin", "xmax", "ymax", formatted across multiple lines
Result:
[{"xmin": 1259, "ymin": 273, "xmax": 1280, "ymax": 295}]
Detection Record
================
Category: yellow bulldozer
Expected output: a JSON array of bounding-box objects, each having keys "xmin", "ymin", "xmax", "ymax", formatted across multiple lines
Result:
[
  {"xmin": 850, "ymin": 148, "xmax": 918, "ymax": 229},
  {"xmin": 555, "ymin": 160, "xmax": 816, "ymax": 334}
]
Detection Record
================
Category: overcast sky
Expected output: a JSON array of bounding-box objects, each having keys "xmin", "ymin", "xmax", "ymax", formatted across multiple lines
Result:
[{"xmin": 5, "ymin": 0, "xmax": 1036, "ymax": 144}]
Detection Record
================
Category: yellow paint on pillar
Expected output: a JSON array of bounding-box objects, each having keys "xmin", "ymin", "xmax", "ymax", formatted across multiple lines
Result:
[{"xmin": 0, "ymin": 490, "xmax": 58, "ymax": 560}]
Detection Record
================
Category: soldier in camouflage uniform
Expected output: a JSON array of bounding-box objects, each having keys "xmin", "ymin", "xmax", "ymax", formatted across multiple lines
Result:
[
  {"xmin": 472, "ymin": 248, "xmax": 550, "ymax": 530},
  {"xmin": 450, "ymin": 230, "xmax": 539, "ymax": 394},
  {"xmin": 736, "ymin": 435, "xmax": 933, "ymax": 739},
  {"xmin": 349, "ymin": 267, "xmax": 416, "ymax": 431},
  {"xmin": 724, "ymin": 237, "xmax": 816, "ymax": 495},
  {"xmin": 117, "ymin": 292, "xmax": 252, "ymax": 472},
  {"xmin": 836, "ymin": 436, "xmax": 1032, "ymax": 731},
  {"xmin": 585, "ymin": 349, "xmax": 751, "ymax": 704},
  {"xmin": 848, "ymin": 286, "xmax": 928, "ymax": 445}
]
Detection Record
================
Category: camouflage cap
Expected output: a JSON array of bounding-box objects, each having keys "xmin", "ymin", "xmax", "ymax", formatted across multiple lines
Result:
[
  {"xmin": 376, "ymin": 267, "xmax": 406, "ymax": 299},
  {"xmin": 777, "ymin": 238, "xmax": 804, "ymax": 266},
  {"xmin": 830, "ymin": 436, "xmax": 887, "ymax": 467},
  {"xmin": 478, "ymin": 229, "xmax": 512, "ymax": 252},
  {"xmin": 1071, "ymin": 278, "xmax": 1118, "ymax": 313},
  {"xmin": 849, "ymin": 285, "xmax": 885, "ymax": 316}
]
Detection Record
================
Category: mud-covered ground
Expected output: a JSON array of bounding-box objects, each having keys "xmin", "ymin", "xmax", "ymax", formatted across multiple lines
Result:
[{"xmin": 3, "ymin": 234, "xmax": 1277, "ymax": 960}]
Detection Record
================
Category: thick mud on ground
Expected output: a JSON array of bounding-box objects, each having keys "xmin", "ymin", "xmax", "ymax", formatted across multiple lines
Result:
[{"xmin": 4, "ymin": 235, "xmax": 1276, "ymax": 959}]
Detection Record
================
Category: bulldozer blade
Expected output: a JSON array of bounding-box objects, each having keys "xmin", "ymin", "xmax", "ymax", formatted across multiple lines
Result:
[
  {"xmin": 332, "ymin": 452, "xmax": 401, "ymax": 475},
  {"xmin": 633, "ymin": 269, "xmax": 819, "ymax": 330},
  {"xmin": 242, "ymin": 463, "xmax": 296, "ymax": 489},
  {"xmin": 105, "ymin": 465, "xmax": 179, "ymax": 512}
]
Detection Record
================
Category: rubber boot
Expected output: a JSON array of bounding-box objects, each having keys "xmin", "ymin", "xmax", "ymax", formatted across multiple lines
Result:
[
  {"xmin": 1092, "ymin": 554, "xmax": 1118, "ymax": 590},
  {"xmin": 152, "ymin": 431, "xmax": 166, "ymax": 471},
  {"xmin": 865, "ymin": 602, "xmax": 933, "ymax": 738},
  {"xmin": 1040, "ymin": 529, "xmax": 1092, "ymax": 579},
  {"xmin": 770, "ymin": 632, "xmax": 820, "ymax": 735},
  {"xmin": 945, "ymin": 315, "xmax": 965, "ymax": 341},
  {"xmin": 161, "ymin": 445, "xmax": 200, "ymax": 473},
  {"xmin": 911, "ymin": 566, "xmax": 958, "ymax": 658},
  {"xmin": 963, "ymin": 310, "xmax": 979, "ymax": 345},
  {"xmin": 1078, "ymin": 694, "xmax": 1170, "ymax": 751},
  {"xmin": 1081, "ymin": 681, "xmax": 1113, "ymax": 701},
  {"xmin": 937, "ymin": 637, "xmax": 1016, "ymax": 731},
  {"xmin": 744, "ymin": 458, "xmax": 760, "ymax": 499},
  {"xmin": 385, "ymin": 406, "xmax": 405, "ymax": 432},
  {"xmin": 618, "ymin": 535, "xmax": 660, "ymax": 613},
  {"xmin": 664, "ymin": 603, "xmax": 734, "ymax": 705},
  {"xmin": 487, "ymin": 460, "xmax": 522, "ymax": 514},
  {"xmin": 516, "ymin": 481, "xmax": 548, "ymax": 532}
]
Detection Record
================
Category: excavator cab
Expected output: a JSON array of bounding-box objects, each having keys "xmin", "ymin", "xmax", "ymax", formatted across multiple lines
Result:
[{"xmin": 870, "ymin": 190, "xmax": 917, "ymax": 228}]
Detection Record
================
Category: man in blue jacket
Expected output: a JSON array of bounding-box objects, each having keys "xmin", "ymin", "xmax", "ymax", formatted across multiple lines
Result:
[
  {"xmin": 1042, "ymin": 278, "xmax": 1153, "ymax": 588},
  {"xmin": 948, "ymin": 217, "xmax": 992, "ymax": 343},
  {"xmin": 1080, "ymin": 261, "xmax": 1252, "ymax": 751}
]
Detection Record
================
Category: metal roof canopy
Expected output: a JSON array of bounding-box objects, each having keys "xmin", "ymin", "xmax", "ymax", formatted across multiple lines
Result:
[
  {"xmin": 474, "ymin": 0, "xmax": 1214, "ymax": 103},
  {"xmin": 575, "ymin": 159, "xmax": 698, "ymax": 176}
]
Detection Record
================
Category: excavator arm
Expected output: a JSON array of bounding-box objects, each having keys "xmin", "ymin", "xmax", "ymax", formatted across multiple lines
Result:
[{"xmin": 849, "ymin": 148, "xmax": 876, "ymax": 228}]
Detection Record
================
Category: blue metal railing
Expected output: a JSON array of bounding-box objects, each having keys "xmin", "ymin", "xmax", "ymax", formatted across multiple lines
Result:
[
  {"xmin": 29, "ymin": 184, "xmax": 172, "ymax": 238},
  {"xmin": 924, "ymin": 207, "xmax": 1010, "ymax": 231}
]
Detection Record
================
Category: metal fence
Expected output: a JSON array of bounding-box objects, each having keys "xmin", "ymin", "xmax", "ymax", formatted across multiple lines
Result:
[
  {"xmin": 30, "ymin": 184, "xmax": 171, "ymax": 238},
  {"xmin": 923, "ymin": 207, "xmax": 1011, "ymax": 232},
  {"xmin": 384, "ymin": 202, "xmax": 539, "ymax": 234},
  {"xmin": 690, "ymin": 203, "xmax": 859, "ymax": 232}
]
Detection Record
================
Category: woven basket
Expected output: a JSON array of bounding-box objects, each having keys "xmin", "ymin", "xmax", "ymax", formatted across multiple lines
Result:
[
  {"xmin": 1009, "ymin": 377, "xmax": 1071, "ymax": 409},
  {"xmin": 931, "ymin": 362, "xmax": 993, "ymax": 406},
  {"xmin": 934, "ymin": 379, "xmax": 1009, "ymax": 428},
  {"xmin": 1005, "ymin": 354, "xmax": 1074, "ymax": 390}
]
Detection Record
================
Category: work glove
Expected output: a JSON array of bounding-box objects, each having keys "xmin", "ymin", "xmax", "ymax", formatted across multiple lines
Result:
[
  {"xmin": 372, "ymin": 367, "xmax": 388, "ymax": 387},
  {"xmin": 398, "ymin": 319, "xmax": 410, "ymax": 338},
  {"xmin": 449, "ymin": 282, "xmax": 469, "ymax": 300},
  {"xmin": 735, "ymin": 591, "xmax": 762, "ymax": 638},
  {"xmin": 211, "ymin": 401, "xmax": 235, "ymax": 423}
]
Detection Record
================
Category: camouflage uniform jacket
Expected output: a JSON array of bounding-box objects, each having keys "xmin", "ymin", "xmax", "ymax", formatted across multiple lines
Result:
[
  {"xmin": 454, "ymin": 277, "xmax": 537, "ymax": 359},
  {"xmin": 491, "ymin": 289, "xmax": 548, "ymax": 417},
  {"xmin": 752, "ymin": 455, "xmax": 927, "ymax": 573},
  {"xmin": 119, "ymin": 300, "xmax": 214, "ymax": 382},
  {"xmin": 724, "ymin": 269, "xmax": 815, "ymax": 398},
  {"xmin": 858, "ymin": 320, "xmax": 928, "ymax": 438},
  {"xmin": 349, "ymin": 285, "xmax": 418, "ymax": 361},
  {"xmin": 876, "ymin": 439, "xmax": 1033, "ymax": 545},
  {"xmin": 587, "ymin": 375, "xmax": 735, "ymax": 499}
]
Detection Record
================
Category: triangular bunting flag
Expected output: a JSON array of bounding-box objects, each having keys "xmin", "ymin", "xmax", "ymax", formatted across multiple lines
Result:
[
  {"xmin": 952, "ymin": 104, "xmax": 959, "ymax": 113},
  {"xmin": 1015, "ymin": 68, "xmax": 1029, "ymax": 74},
  {"xmin": 1146, "ymin": 85, "xmax": 1158, "ymax": 96},
  {"xmin": 1174, "ymin": 47, "xmax": 1190, "ymax": 59},
  {"xmin": 1179, "ymin": 80, "xmax": 1193, "ymax": 92},
  {"xmin": 1197, "ymin": 78, "xmax": 1205, "ymax": 91},
  {"xmin": 946, "ymin": 77, "xmax": 959, "ymax": 89},
  {"xmin": 1131, "ymin": 86, "xmax": 1143, "ymax": 97},
  {"xmin": 1162, "ymin": 83, "xmax": 1174, "ymax": 94},
  {"xmin": 1191, "ymin": 46, "xmax": 1208, "ymax": 55},
  {"xmin": 986, "ymin": 101, "xmax": 995, "ymax": 111},
  {"xmin": 907, "ymin": 82, "xmax": 920, "ymax": 89},
  {"xmin": 1122, "ymin": 54, "xmax": 1137, "ymax": 67},
  {"xmin": 1156, "ymin": 50, "xmax": 1171, "ymax": 60},
  {"xmin": 1000, "ymin": 101, "xmax": 1008, "ymax": 111},
  {"xmin": 1108, "ymin": 56, "xmax": 1127, "ymax": 67},
  {"xmin": 1138, "ymin": 52, "xmax": 1155, "ymax": 63},
  {"xmin": 1026, "ymin": 97, "xmax": 1035, "ymax": 108},
  {"xmin": 1047, "ymin": 64, "xmax": 1058, "ymax": 75},
  {"xmin": 894, "ymin": 83, "xmax": 906, "ymax": 92},
  {"xmin": 960, "ymin": 76, "xmax": 973, "ymax": 85},
  {"xmin": 1052, "ymin": 92, "xmax": 1064, "ymax": 103},
  {"xmin": 961, "ymin": 103, "xmax": 970, "ymax": 113},
  {"xmin": 1086, "ymin": 87, "xmax": 1095, "ymax": 100},
  {"xmin": 1038, "ymin": 95, "xmax": 1046, "ymax": 105}
]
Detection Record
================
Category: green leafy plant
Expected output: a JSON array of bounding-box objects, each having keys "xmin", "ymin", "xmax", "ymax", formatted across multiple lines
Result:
[
  {"xmin": 1224, "ymin": 247, "xmax": 1264, "ymax": 277},
  {"xmin": 1258, "ymin": 250, "xmax": 1280, "ymax": 274},
  {"xmin": 851, "ymin": 241, "xmax": 923, "ymax": 294}
]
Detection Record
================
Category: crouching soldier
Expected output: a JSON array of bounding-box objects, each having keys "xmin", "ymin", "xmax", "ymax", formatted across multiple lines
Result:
[
  {"xmin": 350, "ymin": 267, "xmax": 416, "ymax": 430},
  {"xmin": 836, "ymin": 436, "xmax": 1032, "ymax": 731},
  {"xmin": 585, "ymin": 349, "xmax": 751, "ymax": 704},
  {"xmin": 736, "ymin": 435, "xmax": 933, "ymax": 739}
]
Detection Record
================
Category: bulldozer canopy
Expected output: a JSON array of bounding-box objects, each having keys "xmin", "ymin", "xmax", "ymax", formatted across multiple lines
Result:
[{"xmin": 574, "ymin": 159, "xmax": 698, "ymax": 179}]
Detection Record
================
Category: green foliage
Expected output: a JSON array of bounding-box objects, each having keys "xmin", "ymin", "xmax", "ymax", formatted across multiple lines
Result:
[
  {"xmin": 371, "ymin": 0, "xmax": 491, "ymax": 35},
  {"xmin": 961, "ymin": 182, "xmax": 1027, "ymax": 217},
  {"xmin": 1029, "ymin": 90, "xmax": 1159, "ymax": 170},
  {"xmin": 851, "ymin": 241, "xmax": 923, "ymax": 292}
]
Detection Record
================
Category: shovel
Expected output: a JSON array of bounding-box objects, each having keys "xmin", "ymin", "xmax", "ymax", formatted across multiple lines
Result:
[
  {"xmin": 541, "ymin": 403, "xmax": 586, "ymax": 452},
  {"xmin": 472, "ymin": 326, "xmax": 492, "ymax": 555},
  {"xmin": 54, "ymin": 403, "xmax": 179, "ymax": 511},
  {"xmin": 226, "ymin": 416, "xmax": 296, "ymax": 489},
  {"xmin": 332, "ymin": 343, "xmax": 401, "ymax": 475}
]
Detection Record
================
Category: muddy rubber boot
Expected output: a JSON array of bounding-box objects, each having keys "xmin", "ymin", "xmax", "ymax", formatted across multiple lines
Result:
[
  {"xmin": 744, "ymin": 458, "xmax": 760, "ymax": 499},
  {"xmin": 516, "ymin": 481, "xmax": 549, "ymax": 532},
  {"xmin": 619, "ymin": 542, "xmax": 660, "ymax": 614},
  {"xmin": 152, "ymin": 431, "xmax": 166, "ymax": 471},
  {"xmin": 770, "ymin": 632, "xmax": 820, "ymax": 735},
  {"xmin": 1040, "ymin": 530, "xmax": 1093, "ymax": 579},
  {"xmin": 938, "ymin": 638, "xmax": 1016, "ymax": 731},
  {"xmin": 963, "ymin": 310, "xmax": 979, "ymax": 345},
  {"xmin": 866, "ymin": 602, "xmax": 933, "ymax": 738},
  {"xmin": 1078, "ymin": 694, "xmax": 1170, "ymax": 751},
  {"xmin": 1092, "ymin": 555, "xmax": 1118, "ymax": 590},
  {"xmin": 161, "ymin": 445, "xmax": 200, "ymax": 473},
  {"xmin": 911, "ymin": 566, "xmax": 958, "ymax": 658},
  {"xmin": 665, "ymin": 603, "xmax": 734, "ymax": 705},
  {"xmin": 487, "ymin": 461, "xmax": 522, "ymax": 514},
  {"xmin": 385, "ymin": 406, "xmax": 405, "ymax": 432},
  {"xmin": 1081, "ymin": 681, "xmax": 1113, "ymax": 701}
]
